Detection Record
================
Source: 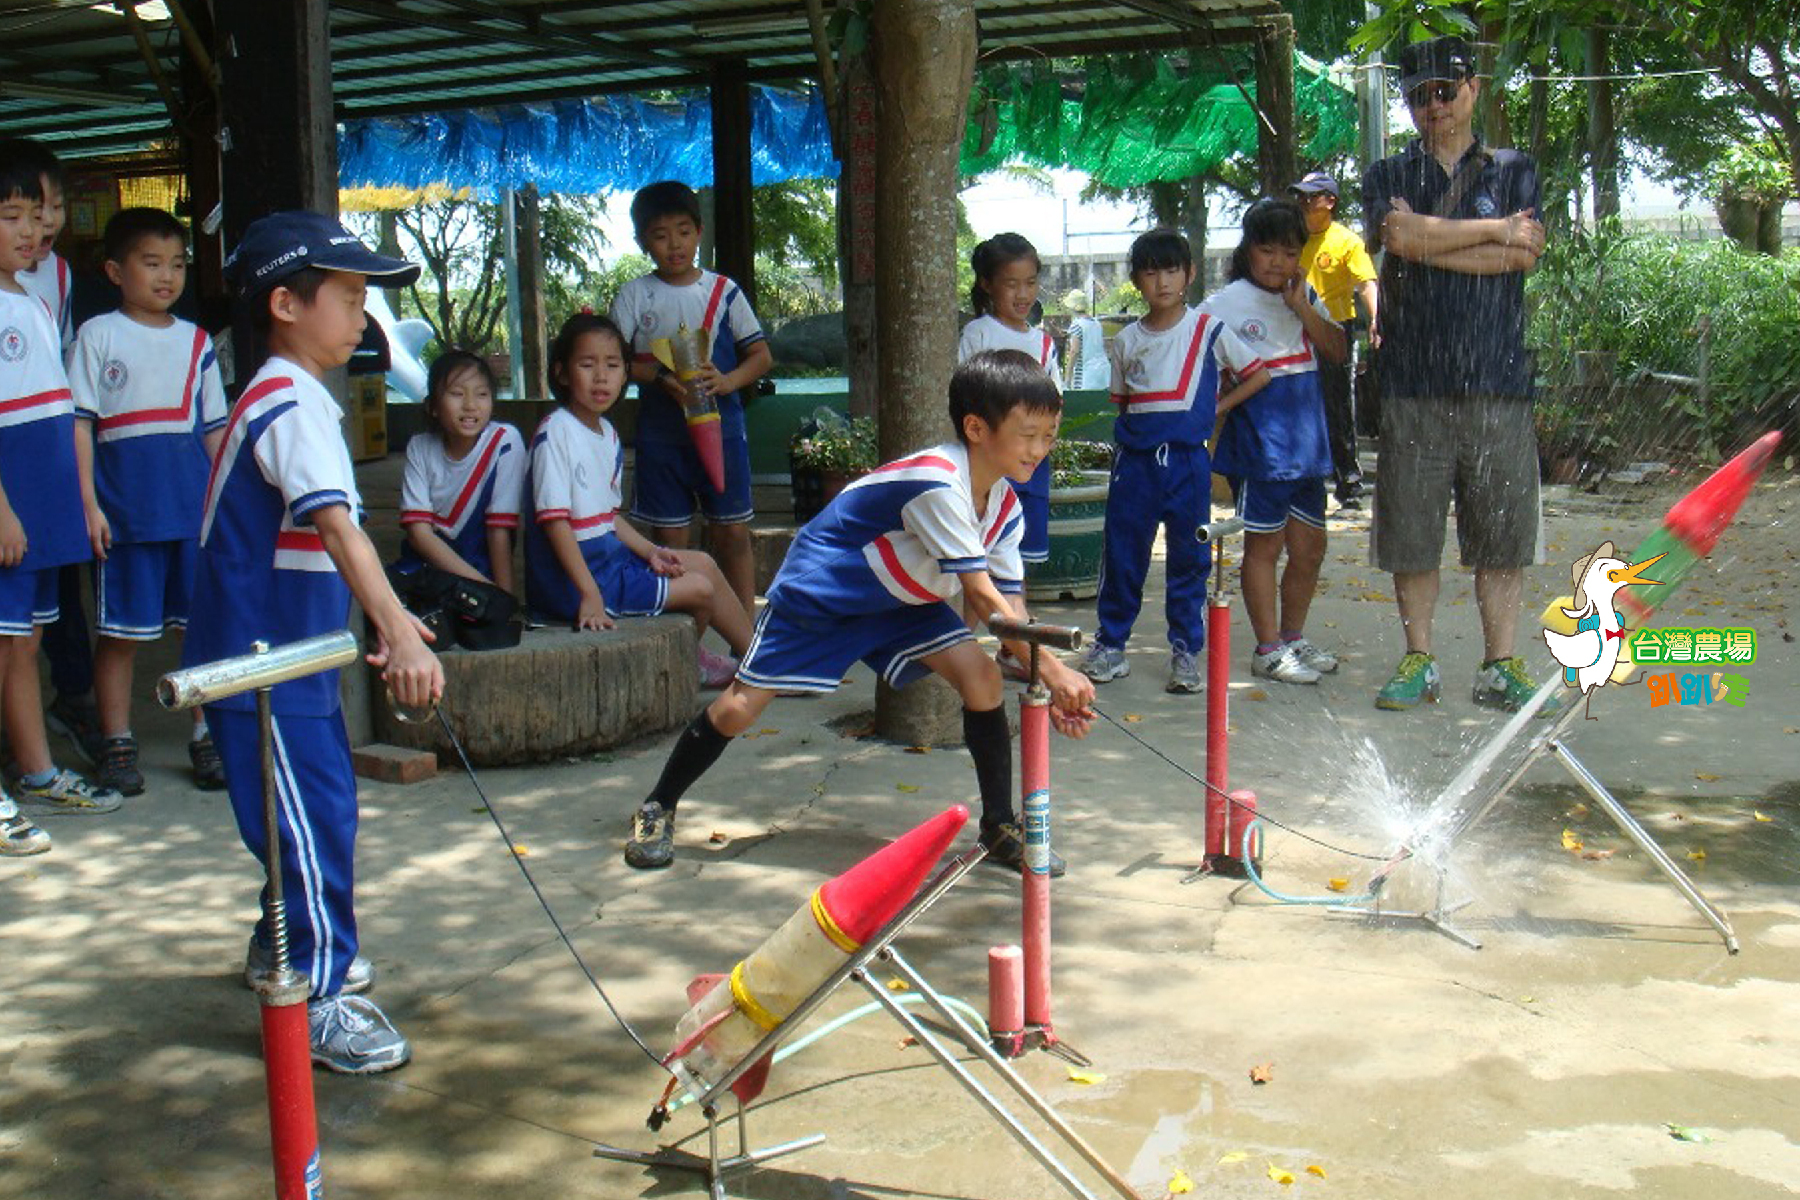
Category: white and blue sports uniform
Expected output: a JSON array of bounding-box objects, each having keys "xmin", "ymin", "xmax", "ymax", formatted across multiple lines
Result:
[
  {"xmin": 0, "ymin": 289, "xmax": 89, "ymax": 635},
  {"xmin": 19, "ymin": 252, "xmax": 74, "ymax": 352},
  {"xmin": 742, "ymin": 442, "xmax": 1024, "ymax": 693},
  {"xmin": 1095, "ymin": 308, "xmax": 1262, "ymax": 653},
  {"xmin": 70, "ymin": 312, "xmax": 228, "ymax": 639},
  {"xmin": 1205, "ymin": 279, "xmax": 1333, "ymax": 533},
  {"xmin": 523, "ymin": 406, "xmax": 668, "ymax": 623},
  {"xmin": 183, "ymin": 357, "xmax": 366, "ymax": 999},
  {"xmin": 610, "ymin": 270, "xmax": 762, "ymax": 526},
  {"xmin": 395, "ymin": 422, "xmax": 525, "ymax": 580},
  {"xmin": 956, "ymin": 314, "xmax": 1060, "ymax": 563}
]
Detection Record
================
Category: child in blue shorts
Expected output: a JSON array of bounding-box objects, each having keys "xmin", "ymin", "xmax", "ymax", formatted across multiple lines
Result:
[
  {"xmin": 523, "ymin": 312, "xmax": 754, "ymax": 688},
  {"xmin": 185, "ymin": 210, "xmax": 445, "ymax": 1074},
  {"xmin": 1205, "ymin": 199, "xmax": 1348, "ymax": 685},
  {"xmin": 0, "ymin": 140, "xmax": 121, "ymax": 860},
  {"xmin": 1083, "ymin": 230, "xmax": 1269, "ymax": 694},
  {"xmin": 609, "ymin": 180, "xmax": 771, "ymax": 615},
  {"xmin": 622, "ymin": 350, "xmax": 1095, "ymax": 874},
  {"xmin": 71, "ymin": 208, "xmax": 229, "ymax": 796}
]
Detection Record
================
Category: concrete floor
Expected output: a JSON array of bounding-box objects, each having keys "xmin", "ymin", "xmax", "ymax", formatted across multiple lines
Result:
[{"xmin": 2, "ymin": 469, "xmax": 1797, "ymax": 1200}]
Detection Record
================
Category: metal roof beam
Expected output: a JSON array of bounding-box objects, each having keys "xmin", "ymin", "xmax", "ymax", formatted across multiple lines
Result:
[{"xmin": 331, "ymin": 0, "xmax": 673, "ymax": 69}]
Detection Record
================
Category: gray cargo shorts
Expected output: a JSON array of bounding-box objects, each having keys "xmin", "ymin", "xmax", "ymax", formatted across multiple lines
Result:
[{"xmin": 1370, "ymin": 393, "xmax": 1541, "ymax": 573}]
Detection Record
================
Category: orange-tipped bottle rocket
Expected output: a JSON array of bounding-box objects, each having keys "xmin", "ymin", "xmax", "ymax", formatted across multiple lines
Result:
[
  {"xmin": 667, "ymin": 806, "xmax": 968, "ymax": 1103},
  {"xmin": 668, "ymin": 322, "xmax": 728, "ymax": 495},
  {"xmin": 1615, "ymin": 431, "xmax": 1781, "ymax": 626}
]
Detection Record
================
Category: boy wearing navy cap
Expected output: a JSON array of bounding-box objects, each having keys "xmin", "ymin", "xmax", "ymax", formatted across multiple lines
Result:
[
  {"xmin": 184, "ymin": 210, "xmax": 444, "ymax": 1073},
  {"xmin": 1289, "ymin": 171, "xmax": 1377, "ymax": 509}
]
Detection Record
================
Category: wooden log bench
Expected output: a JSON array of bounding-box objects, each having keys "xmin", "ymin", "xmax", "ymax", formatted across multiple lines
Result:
[{"xmin": 371, "ymin": 617, "xmax": 697, "ymax": 766}]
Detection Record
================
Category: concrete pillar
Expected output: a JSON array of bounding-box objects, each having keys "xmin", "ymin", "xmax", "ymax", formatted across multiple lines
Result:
[{"xmin": 870, "ymin": 0, "xmax": 977, "ymax": 746}]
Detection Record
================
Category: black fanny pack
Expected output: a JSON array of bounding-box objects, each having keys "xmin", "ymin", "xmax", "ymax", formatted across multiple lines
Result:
[{"xmin": 388, "ymin": 565, "xmax": 522, "ymax": 651}]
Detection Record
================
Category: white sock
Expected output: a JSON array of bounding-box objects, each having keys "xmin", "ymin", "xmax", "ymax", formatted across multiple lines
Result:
[{"xmin": 191, "ymin": 719, "xmax": 209, "ymax": 743}]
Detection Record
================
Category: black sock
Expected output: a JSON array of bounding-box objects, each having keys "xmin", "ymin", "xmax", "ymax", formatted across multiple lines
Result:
[
  {"xmin": 962, "ymin": 704, "xmax": 1014, "ymax": 827},
  {"xmin": 647, "ymin": 709, "xmax": 733, "ymax": 814}
]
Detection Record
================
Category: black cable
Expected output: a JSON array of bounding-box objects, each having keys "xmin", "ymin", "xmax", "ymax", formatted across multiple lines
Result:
[
  {"xmin": 435, "ymin": 708, "xmax": 671, "ymax": 1072},
  {"xmin": 1088, "ymin": 702, "xmax": 1390, "ymax": 862}
]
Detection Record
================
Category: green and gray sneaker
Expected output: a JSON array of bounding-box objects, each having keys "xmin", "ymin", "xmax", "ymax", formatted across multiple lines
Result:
[
  {"xmin": 1375, "ymin": 652, "xmax": 1441, "ymax": 710},
  {"xmin": 1473, "ymin": 656, "xmax": 1560, "ymax": 715}
]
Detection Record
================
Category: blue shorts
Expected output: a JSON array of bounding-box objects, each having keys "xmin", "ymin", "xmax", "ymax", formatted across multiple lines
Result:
[
  {"xmin": 96, "ymin": 539, "xmax": 197, "ymax": 640},
  {"xmin": 1011, "ymin": 458, "xmax": 1051, "ymax": 564},
  {"xmin": 736, "ymin": 600, "xmax": 973, "ymax": 693},
  {"xmin": 528, "ymin": 531, "xmax": 670, "ymax": 625},
  {"xmin": 1230, "ymin": 476, "xmax": 1328, "ymax": 534},
  {"xmin": 0, "ymin": 564, "xmax": 61, "ymax": 637},
  {"xmin": 630, "ymin": 434, "xmax": 754, "ymax": 528}
]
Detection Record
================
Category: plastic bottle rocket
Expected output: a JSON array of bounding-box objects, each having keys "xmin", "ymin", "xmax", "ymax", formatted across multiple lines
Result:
[
  {"xmin": 653, "ymin": 322, "xmax": 728, "ymax": 495},
  {"xmin": 1542, "ymin": 431, "xmax": 1782, "ymax": 676},
  {"xmin": 666, "ymin": 805, "xmax": 968, "ymax": 1103}
]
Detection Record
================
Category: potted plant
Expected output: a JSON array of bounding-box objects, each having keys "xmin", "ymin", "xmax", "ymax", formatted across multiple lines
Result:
[
  {"xmin": 1027, "ymin": 430, "xmax": 1113, "ymax": 602},
  {"xmin": 789, "ymin": 413, "xmax": 877, "ymax": 520}
]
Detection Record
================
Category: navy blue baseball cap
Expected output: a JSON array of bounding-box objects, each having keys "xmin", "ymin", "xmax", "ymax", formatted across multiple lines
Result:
[
  {"xmin": 1396, "ymin": 35, "xmax": 1475, "ymax": 96},
  {"xmin": 225, "ymin": 210, "xmax": 420, "ymax": 297},
  {"xmin": 1289, "ymin": 171, "xmax": 1339, "ymax": 198}
]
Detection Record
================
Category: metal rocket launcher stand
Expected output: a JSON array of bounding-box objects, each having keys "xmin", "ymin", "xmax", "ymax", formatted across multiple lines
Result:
[
  {"xmin": 987, "ymin": 615, "xmax": 1089, "ymax": 1065},
  {"xmin": 1341, "ymin": 433, "xmax": 1782, "ymax": 953},
  {"xmin": 594, "ymin": 801, "xmax": 1142, "ymax": 1200},
  {"xmin": 158, "ymin": 630, "xmax": 362, "ymax": 1200}
]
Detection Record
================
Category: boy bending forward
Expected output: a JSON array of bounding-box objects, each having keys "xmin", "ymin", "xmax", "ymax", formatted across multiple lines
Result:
[{"xmin": 625, "ymin": 350, "xmax": 1093, "ymax": 872}]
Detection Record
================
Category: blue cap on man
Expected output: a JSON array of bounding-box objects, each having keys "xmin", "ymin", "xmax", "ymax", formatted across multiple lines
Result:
[
  {"xmin": 226, "ymin": 210, "xmax": 420, "ymax": 297},
  {"xmin": 1289, "ymin": 171, "xmax": 1339, "ymax": 198}
]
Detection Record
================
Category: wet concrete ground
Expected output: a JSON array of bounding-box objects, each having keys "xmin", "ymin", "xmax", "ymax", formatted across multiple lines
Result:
[{"xmin": 3, "ymin": 469, "xmax": 1797, "ymax": 1199}]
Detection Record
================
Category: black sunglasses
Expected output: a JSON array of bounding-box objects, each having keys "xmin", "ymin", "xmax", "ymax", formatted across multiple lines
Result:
[{"xmin": 1406, "ymin": 78, "xmax": 1464, "ymax": 108}]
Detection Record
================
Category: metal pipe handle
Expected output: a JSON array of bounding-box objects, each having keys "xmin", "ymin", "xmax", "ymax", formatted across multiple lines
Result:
[
  {"xmin": 988, "ymin": 617, "xmax": 1084, "ymax": 652},
  {"xmin": 1196, "ymin": 517, "xmax": 1245, "ymax": 544},
  {"xmin": 158, "ymin": 631, "xmax": 360, "ymax": 710}
]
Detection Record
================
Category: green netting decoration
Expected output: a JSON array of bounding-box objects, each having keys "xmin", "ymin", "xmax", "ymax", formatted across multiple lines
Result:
[{"xmin": 960, "ymin": 52, "xmax": 1358, "ymax": 185}]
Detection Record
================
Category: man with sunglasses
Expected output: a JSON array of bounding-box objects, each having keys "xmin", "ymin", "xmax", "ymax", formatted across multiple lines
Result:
[{"xmin": 1360, "ymin": 35, "xmax": 1549, "ymax": 715}]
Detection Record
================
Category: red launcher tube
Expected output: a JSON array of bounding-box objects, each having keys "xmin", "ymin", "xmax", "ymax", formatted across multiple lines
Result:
[
  {"xmin": 1019, "ymin": 687, "xmax": 1054, "ymax": 1032},
  {"xmin": 258, "ymin": 977, "xmax": 323, "ymax": 1199}
]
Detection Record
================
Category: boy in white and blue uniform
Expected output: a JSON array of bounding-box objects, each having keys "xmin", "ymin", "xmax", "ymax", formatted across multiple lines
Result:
[
  {"xmin": 71, "ymin": 208, "xmax": 229, "ymax": 796},
  {"xmin": 11, "ymin": 138, "xmax": 100, "ymax": 765},
  {"xmin": 186, "ymin": 210, "xmax": 443, "ymax": 1074},
  {"xmin": 0, "ymin": 141, "xmax": 122, "ymax": 860},
  {"xmin": 623, "ymin": 351, "xmax": 1095, "ymax": 874},
  {"xmin": 1206, "ymin": 198, "xmax": 1349, "ymax": 686},
  {"xmin": 609, "ymin": 180, "xmax": 771, "ymax": 614},
  {"xmin": 1083, "ymin": 230, "xmax": 1268, "ymax": 694}
]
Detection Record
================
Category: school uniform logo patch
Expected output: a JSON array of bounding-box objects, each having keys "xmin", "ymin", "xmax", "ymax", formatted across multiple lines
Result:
[
  {"xmin": 0, "ymin": 326, "xmax": 25, "ymax": 362},
  {"xmin": 1238, "ymin": 319, "xmax": 1268, "ymax": 344},
  {"xmin": 1474, "ymin": 193, "xmax": 1497, "ymax": 217},
  {"xmin": 1315, "ymin": 252, "xmax": 1337, "ymax": 271},
  {"xmin": 101, "ymin": 359, "xmax": 130, "ymax": 392}
]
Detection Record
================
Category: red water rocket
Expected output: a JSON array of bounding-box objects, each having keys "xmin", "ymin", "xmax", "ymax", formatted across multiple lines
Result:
[{"xmin": 666, "ymin": 806, "xmax": 968, "ymax": 1102}]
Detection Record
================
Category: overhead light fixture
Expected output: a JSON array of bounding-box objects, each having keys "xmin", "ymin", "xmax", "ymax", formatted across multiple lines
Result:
[
  {"xmin": 0, "ymin": 80, "xmax": 153, "ymax": 108},
  {"xmin": 93, "ymin": 1, "xmax": 173, "ymax": 20}
]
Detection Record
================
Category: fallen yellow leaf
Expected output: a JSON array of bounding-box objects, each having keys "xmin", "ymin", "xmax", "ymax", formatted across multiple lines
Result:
[
  {"xmin": 1218, "ymin": 1151, "xmax": 1250, "ymax": 1165},
  {"xmin": 1695, "ymin": 772, "xmax": 1722, "ymax": 782},
  {"xmin": 886, "ymin": 978, "xmax": 911, "ymax": 991},
  {"xmin": 708, "ymin": 831, "xmax": 727, "ymax": 845},
  {"xmin": 1754, "ymin": 811, "xmax": 1773, "ymax": 823},
  {"xmin": 1124, "ymin": 713, "xmax": 1144, "ymax": 722},
  {"xmin": 1306, "ymin": 1165, "xmax": 1328, "ymax": 1179},
  {"xmin": 511, "ymin": 844, "xmax": 529, "ymax": 857},
  {"xmin": 905, "ymin": 745, "xmax": 930, "ymax": 754},
  {"xmin": 1249, "ymin": 1061, "xmax": 1274, "ymax": 1084},
  {"xmin": 1168, "ymin": 1169, "xmax": 1196, "ymax": 1194},
  {"xmin": 1246, "ymin": 688, "xmax": 1269, "ymax": 701},
  {"xmin": 1561, "ymin": 828, "xmax": 1583, "ymax": 853},
  {"xmin": 1567, "ymin": 802, "xmax": 1590, "ymax": 818},
  {"xmin": 1066, "ymin": 1066, "xmax": 1106, "ymax": 1085},
  {"xmin": 1268, "ymin": 1164, "xmax": 1296, "ymax": 1185},
  {"xmin": 1359, "ymin": 590, "xmax": 1392, "ymax": 603},
  {"xmin": 1326, "ymin": 877, "xmax": 1349, "ymax": 892},
  {"xmin": 896, "ymin": 784, "xmax": 920, "ymax": 793},
  {"xmin": 1688, "ymin": 848, "xmax": 1707, "ymax": 862}
]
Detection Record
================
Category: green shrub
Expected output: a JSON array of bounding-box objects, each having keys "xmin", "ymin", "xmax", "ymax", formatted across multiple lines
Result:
[{"xmin": 1528, "ymin": 231, "xmax": 1800, "ymax": 458}]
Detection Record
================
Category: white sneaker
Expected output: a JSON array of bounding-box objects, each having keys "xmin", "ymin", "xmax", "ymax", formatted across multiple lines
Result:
[
  {"xmin": 1284, "ymin": 636, "xmax": 1339, "ymax": 674},
  {"xmin": 0, "ymin": 796, "xmax": 51, "ymax": 857},
  {"xmin": 1252, "ymin": 644, "xmax": 1321, "ymax": 685},
  {"xmin": 1166, "ymin": 648, "xmax": 1203, "ymax": 693},
  {"xmin": 1078, "ymin": 642, "xmax": 1130, "ymax": 682},
  {"xmin": 308, "ymin": 994, "xmax": 410, "ymax": 1074}
]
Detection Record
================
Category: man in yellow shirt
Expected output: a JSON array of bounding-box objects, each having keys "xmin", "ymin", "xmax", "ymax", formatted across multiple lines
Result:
[{"xmin": 1292, "ymin": 171, "xmax": 1378, "ymax": 509}]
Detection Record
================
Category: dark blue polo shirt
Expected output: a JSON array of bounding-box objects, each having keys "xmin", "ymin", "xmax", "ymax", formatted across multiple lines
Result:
[{"xmin": 1362, "ymin": 138, "xmax": 1540, "ymax": 401}]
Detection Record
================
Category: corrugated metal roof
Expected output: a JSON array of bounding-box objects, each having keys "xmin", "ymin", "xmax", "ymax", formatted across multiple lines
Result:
[{"xmin": 0, "ymin": 0, "xmax": 1285, "ymax": 160}]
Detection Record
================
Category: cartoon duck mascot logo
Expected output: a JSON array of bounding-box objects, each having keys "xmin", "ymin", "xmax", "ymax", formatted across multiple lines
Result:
[{"xmin": 1541, "ymin": 541, "xmax": 1664, "ymax": 719}]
